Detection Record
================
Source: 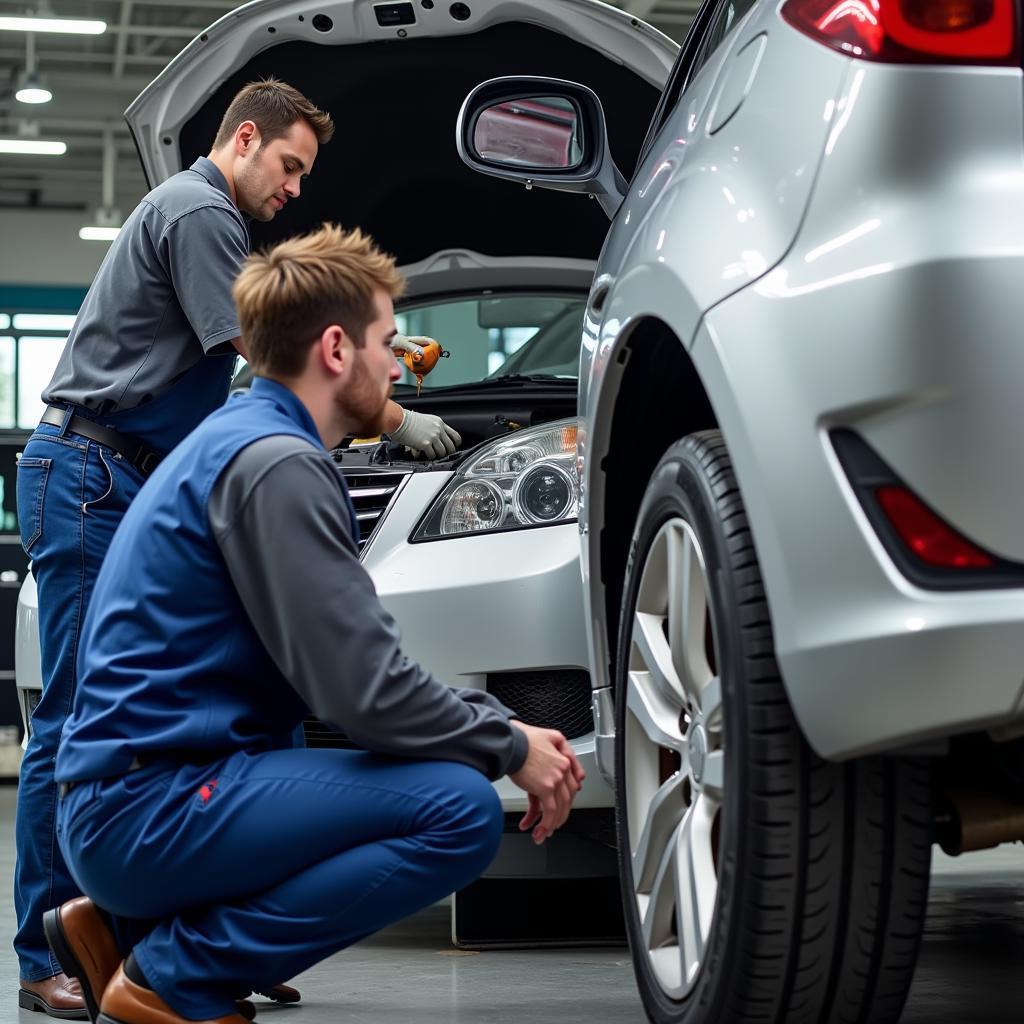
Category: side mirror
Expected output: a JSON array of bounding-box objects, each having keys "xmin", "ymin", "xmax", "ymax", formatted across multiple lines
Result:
[{"xmin": 457, "ymin": 76, "xmax": 625, "ymax": 219}]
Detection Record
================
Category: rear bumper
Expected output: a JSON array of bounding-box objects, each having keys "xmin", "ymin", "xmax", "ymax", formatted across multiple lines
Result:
[{"xmin": 698, "ymin": 255, "xmax": 1024, "ymax": 759}]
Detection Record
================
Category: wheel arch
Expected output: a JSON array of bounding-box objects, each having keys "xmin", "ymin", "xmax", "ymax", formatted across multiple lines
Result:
[{"xmin": 593, "ymin": 316, "xmax": 718, "ymax": 688}]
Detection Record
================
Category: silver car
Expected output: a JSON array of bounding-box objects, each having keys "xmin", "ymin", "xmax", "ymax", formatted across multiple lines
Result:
[
  {"xmin": 15, "ymin": 0, "xmax": 678, "ymax": 948},
  {"xmin": 459, "ymin": 0, "xmax": 1024, "ymax": 1020}
]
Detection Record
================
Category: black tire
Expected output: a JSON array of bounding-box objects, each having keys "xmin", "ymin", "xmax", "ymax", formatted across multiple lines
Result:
[{"xmin": 614, "ymin": 431, "xmax": 933, "ymax": 1024}]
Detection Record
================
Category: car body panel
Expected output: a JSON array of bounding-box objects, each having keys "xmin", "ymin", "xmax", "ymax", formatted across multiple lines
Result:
[
  {"xmin": 579, "ymin": 12, "xmax": 849, "ymax": 704},
  {"xmin": 689, "ymin": 63, "xmax": 1024, "ymax": 758},
  {"xmin": 577, "ymin": 9, "xmax": 1024, "ymax": 763}
]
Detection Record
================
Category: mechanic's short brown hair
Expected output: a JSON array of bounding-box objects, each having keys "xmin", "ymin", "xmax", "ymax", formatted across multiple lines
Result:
[
  {"xmin": 233, "ymin": 223, "xmax": 406, "ymax": 377},
  {"xmin": 213, "ymin": 77, "xmax": 334, "ymax": 150}
]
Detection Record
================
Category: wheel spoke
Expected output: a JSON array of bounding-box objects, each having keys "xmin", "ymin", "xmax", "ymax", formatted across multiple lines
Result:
[
  {"xmin": 641, "ymin": 821, "xmax": 681, "ymax": 953},
  {"xmin": 666, "ymin": 523, "xmax": 688, "ymax": 672},
  {"xmin": 688, "ymin": 795, "xmax": 719, "ymax": 944},
  {"xmin": 667, "ymin": 524, "xmax": 713, "ymax": 707},
  {"xmin": 702, "ymin": 750, "xmax": 725, "ymax": 802},
  {"xmin": 626, "ymin": 666, "xmax": 685, "ymax": 750},
  {"xmin": 701, "ymin": 674, "xmax": 722, "ymax": 728},
  {"xmin": 674, "ymin": 808, "xmax": 704, "ymax": 981},
  {"xmin": 632, "ymin": 770, "xmax": 687, "ymax": 891},
  {"xmin": 632, "ymin": 610, "xmax": 686, "ymax": 710}
]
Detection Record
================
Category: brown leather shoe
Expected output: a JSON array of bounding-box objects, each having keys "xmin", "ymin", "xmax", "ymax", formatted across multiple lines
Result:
[
  {"xmin": 44, "ymin": 898, "xmax": 121, "ymax": 1022},
  {"xmin": 97, "ymin": 965, "xmax": 250, "ymax": 1024},
  {"xmin": 43, "ymin": 897, "xmax": 256, "ymax": 1022},
  {"xmin": 17, "ymin": 972, "xmax": 88, "ymax": 1019},
  {"xmin": 252, "ymin": 982, "xmax": 300, "ymax": 1003}
]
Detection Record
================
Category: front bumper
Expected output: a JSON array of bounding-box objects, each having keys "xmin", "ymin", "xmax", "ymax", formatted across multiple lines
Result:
[{"xmin": 364, "ymin": 470, "xmax": 612, "ymax": 808}]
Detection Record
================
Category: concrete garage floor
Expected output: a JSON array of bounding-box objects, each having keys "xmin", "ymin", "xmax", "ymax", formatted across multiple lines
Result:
[{"xmin": 0, "ymin": 787, "xmax": 1019, "ymax": 1023}]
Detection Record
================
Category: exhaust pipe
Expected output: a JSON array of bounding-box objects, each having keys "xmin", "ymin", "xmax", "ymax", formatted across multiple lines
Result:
[{"xmin": 936, "ymin": 788, "xmax": 1024, "ymax": 856}]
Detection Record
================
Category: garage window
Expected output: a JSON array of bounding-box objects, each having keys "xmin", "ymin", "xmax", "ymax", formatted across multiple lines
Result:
[{"xmin": 0, "ymin": 311, "xmax": 72, "ymax": 430}]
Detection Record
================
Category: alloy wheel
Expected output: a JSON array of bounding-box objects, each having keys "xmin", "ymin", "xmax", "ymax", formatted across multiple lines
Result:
[{"xmin": 624, "ymin": 517, "xmax": 724, "ymax": 1000}]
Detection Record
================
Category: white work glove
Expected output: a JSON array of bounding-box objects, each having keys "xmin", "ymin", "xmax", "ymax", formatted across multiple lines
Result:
[
  {"xmin": 390, "ymin": 407, "xmax": 462, "ymax": 459},
  {"xmin": 391, "ymin": 334, "xmax": 432, "ymax": 358}
]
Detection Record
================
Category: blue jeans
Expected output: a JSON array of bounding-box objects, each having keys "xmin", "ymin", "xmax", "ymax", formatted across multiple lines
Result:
[
  {"xmin": 14, "ymin": 419, "xmax": 144, "ymax": 980},
  {"xmin": 58, "ymin": 748, "xmax": 502, "ymax": 1019}
]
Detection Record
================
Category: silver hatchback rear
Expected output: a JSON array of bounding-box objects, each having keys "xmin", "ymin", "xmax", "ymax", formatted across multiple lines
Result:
[{"xmin": 458, "ymin": 0, "xmax": 1024, "ymax": 1019}]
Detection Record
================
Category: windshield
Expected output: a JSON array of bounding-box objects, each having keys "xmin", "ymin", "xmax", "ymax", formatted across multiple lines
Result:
[{"xmin": 394, "ymin": 292, "xmax": 586, "ymax": 392}]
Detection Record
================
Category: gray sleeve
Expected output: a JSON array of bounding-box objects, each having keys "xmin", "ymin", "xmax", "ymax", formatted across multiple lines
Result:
[
  {"xmin": 209, "ymin": 436, "xmax": 529, "ymax": 780},
  {"xmin": 164, "ymin": 205, "xmax": 247, "ymax": 354}
]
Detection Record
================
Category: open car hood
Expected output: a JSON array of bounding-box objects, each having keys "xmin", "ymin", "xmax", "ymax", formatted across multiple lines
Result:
[{"xmin": 125, "ymin": 0, "xmax": 676, "ymax": 267}]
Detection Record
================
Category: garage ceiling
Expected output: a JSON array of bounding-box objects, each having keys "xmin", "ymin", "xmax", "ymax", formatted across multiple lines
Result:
[{"xmin": 0, "ymin": 0, "xmax": 696, "ymax": 217}]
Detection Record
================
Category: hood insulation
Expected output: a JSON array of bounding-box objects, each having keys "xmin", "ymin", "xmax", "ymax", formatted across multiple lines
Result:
[{"xmin": 177, "ymin": 22, "xmax": 660, "ymax": 264}]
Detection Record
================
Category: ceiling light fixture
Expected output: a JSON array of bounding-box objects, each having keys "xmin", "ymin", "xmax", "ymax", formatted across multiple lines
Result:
[
  {"xmin": 15, "ymin": 71, "xmax": 51, "ymax": 103},
  {"xmin": 16, "ymin": 34, "xmax": 51, "ymax": 104},
  {"xmin": 79, "ymin": 131, "xmax": 122, "ymax": 241},
  {"xmin": 0, "ymin": 15, "xmax": 105, "ymax": 34}
]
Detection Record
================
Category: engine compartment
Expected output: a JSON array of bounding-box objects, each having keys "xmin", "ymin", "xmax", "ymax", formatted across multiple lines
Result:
[{"xmin": 334, "ymin": 381, "xmax": 578, "ymax": 470}]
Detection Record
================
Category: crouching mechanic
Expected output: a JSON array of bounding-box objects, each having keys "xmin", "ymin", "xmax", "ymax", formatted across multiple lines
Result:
[{"xmin": 45, "ymin": 222, "xmax": 584, "ymax": 1024}]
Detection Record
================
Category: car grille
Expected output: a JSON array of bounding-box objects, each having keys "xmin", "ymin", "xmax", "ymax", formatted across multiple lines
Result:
[
  {"xmin": 302, "ymin": 715, "xmax": 359, "ymax": 750},
  {"xmin": 487, "ymin": 670, "xmax": 594, "ymax": 740},
  {"xmin": 304, "ymin": 671, "xmax": 594, "ymax": 749},
  {"xmin": 339, "ymin": 469, "xmax": 409, "ymax": 554}
]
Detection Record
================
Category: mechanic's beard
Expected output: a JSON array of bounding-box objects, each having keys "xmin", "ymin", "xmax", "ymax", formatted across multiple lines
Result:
[
  {"xmin": 235, "ymin": 150, "xmax": 274, "ymax": 222},
  {"xmin": 340, "ymin": 357, "xmax": 391, "ymax": 437}
]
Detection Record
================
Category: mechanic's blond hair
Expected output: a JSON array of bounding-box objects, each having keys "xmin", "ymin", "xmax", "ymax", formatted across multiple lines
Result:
[
  {"xmin": 213, "ymin": 77, "xmax": 334, "ymax": 149},
  {"xmin": 234, "ymin": 223, "xmax": 405, "ymax": 377}
]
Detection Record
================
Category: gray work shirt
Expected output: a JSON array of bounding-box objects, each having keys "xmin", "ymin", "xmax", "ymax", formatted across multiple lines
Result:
[
  {"xmin": 209, "ymin": 434, "xmax": 530, "ymax": 780},
  {"xmin": 44, "ymin": 157, "xmax": 248, "ymax": 415}
]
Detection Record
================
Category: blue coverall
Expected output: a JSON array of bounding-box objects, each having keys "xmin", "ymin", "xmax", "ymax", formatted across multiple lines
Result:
[{"xmin": 55, "ymin": 379, "xmax": 522, "ymax": 1019}]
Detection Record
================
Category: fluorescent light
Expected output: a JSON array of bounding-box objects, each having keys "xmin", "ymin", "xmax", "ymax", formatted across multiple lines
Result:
[
  {"xmin": 81, "ymin": 205, "xmax": 122, "ymax": 242},
  {"xmin": 79, "ymin": 226, "xmax": 120, "ymax": 241},
  {"xmin": 0, "ymin": 139, "xmax": 65, "ymax": 155},
  {"xmin": 0, "ymin": 16, "xmax": 106, "ymax": 34},
  {"xmin": 13, "ymin": 314, "xmax": 76, "ymax": 331},
  {"xmin": 0, "ymin": 316, "xmax": 8, "ymax": 330}
]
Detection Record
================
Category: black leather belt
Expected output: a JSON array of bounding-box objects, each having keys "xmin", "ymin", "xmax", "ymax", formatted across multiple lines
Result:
[{"xmin": 40, "ymin": 405, "xmax": 164, "ymax": 478}]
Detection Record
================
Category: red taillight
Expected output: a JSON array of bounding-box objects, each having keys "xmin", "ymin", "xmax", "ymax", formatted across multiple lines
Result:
[
  {"xmin": 782, "ymin": 0, "xmax": 1018, "ymax": 62},
  {"xmin": 875, "ymin": 486, "xmax": 995, "ymax": 568}
]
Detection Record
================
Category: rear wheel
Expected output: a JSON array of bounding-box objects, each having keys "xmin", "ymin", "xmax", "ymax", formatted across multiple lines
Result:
[{"xmin": 614, "ymin": 431, "xmax": 933, "ymax": 1024}]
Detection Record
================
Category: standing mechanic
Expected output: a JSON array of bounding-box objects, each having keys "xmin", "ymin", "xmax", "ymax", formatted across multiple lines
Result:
[
  {"xmin": 44, "ymin": 223, "xmax": 583, "ymax": 1024},
  {"xmin": 15, "ymin": 79, "xmax": 460, "ymax": 1019}
]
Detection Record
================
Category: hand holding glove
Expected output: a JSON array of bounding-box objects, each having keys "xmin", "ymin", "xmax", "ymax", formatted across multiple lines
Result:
[{"xmin": 390, "ymin": 407, "xmax": 462, "ymax": 459}]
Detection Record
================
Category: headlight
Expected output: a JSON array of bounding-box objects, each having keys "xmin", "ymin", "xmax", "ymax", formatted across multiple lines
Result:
[{"xmin": 411, "ymin": 419, "xmax": 578, "ymax": 541}]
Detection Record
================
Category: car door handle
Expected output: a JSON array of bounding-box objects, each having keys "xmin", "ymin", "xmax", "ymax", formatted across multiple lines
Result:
[{"xmin": 588, "ymin": 275, "xmax": 614, "ymax": 318}]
